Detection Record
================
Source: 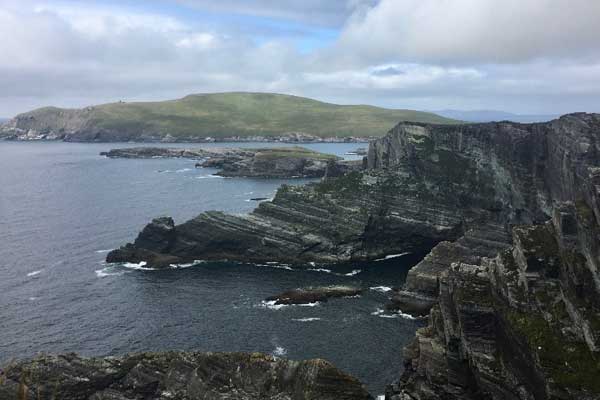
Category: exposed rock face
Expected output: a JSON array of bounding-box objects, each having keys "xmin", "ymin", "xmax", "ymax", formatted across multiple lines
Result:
[
  {"xmin": 0, "ymin": 352, "xmax": 372, "ymax": 400},
  {"xmin": 383, "ymin": 114, "xmax": 600, "ymax": 399},
  {"xmin": 106, "ymin": 167, "xmax": 464, "ymax": 266},
  {"xmin": 108, "ymin": 113, "xmax": 600, "ymax": 399},
  {"xmin": 100, "ymin": 146, "xmax": 354, "ymax": 179},
  {"xmin": 266, "ymin": 286, "xmax": 362, "ymax": 305}
]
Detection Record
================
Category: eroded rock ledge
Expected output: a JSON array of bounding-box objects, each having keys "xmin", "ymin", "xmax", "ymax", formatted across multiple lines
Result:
[
  {"xmin": 0, "ymin": 352, "xmax": 372, "ymax": 400},
  {"xmin": 107, "ymin": 113, "xmax": 600, "ymax": 399},
  {"xmin": 101, "ymin": 146, "xmax": 362, "ymax": 179}
]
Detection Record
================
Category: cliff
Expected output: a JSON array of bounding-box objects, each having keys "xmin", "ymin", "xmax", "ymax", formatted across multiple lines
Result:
[
  {"xmin": 0, "ymin": 352, "xmax": 372, "ymax": 400},
  {"xmin": 0, "ymin": 92, "xmax": 459, "ymax": 142},
  {"xmin": 385, "ymin": 114, "xmax": 600, "ymax": 399},
  {"xmin": 107, "ymin": 113, "xmax": 600, "ymax": 399}
]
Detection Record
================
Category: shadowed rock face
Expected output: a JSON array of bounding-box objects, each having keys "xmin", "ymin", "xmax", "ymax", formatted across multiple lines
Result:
[
  {"xmin": 107, "ymin": 113, "xmax": 600, "ymax": 399},
  {"xmin": 0, "ymin": 352, "xmax": 372, "ymax": 400}
]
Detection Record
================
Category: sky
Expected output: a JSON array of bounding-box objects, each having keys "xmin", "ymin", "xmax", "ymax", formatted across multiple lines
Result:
[{"xmin": 0, "ymin": 0, "xmax": 599, "ymax": 116}]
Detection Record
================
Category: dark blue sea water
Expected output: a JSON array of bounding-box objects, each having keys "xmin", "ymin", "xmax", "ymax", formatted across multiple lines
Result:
[{"xmin": 0, "ymin": 141, "xmax": 423, "ymax": 395}]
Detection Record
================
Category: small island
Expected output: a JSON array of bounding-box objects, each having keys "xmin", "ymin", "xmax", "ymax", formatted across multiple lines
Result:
[{"xmin": 101, "ymin": 146, "xmax": 364, "ymax": 179}]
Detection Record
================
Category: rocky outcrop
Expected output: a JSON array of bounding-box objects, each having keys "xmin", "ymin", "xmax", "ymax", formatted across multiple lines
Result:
[
  {"xmin": 106, "ymin": 168, "xmax": 465, "ymax": 266},
  {"xmin": 100, "ymin": 146, "xmax": 356, "ymax": 179},
  {"xmin": 265, "ymin": 286, "xmax": 362, "ymax": 305},
  {"xmin": 100, "ymin": 147, "xmax": 252, "ymax": 159},
  {"xmin": 107, "ymin": 113, "xmax": 600, "ymax": 399},
  {"xmin": 198, "ymin": 147, "xmax": 344, "ymax": 179},
  {"xmin": 0, "ymin": 352, "xmax": 372, "ymax": 400}
]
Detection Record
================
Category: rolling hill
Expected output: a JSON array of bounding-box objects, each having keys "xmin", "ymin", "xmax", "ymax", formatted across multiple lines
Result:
[{"xmin": 0, "ymin": 92, "xmax": 460, "ymax": 142}]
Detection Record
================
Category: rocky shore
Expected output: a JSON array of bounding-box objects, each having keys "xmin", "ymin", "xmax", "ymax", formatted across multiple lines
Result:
[
  {"xmin": 0, "ymin": 352, "xmax": 372, "ymax": 400},
  {"xmin": 107, "ymin": 113, "xmax": 600, "ymax": 399},
  {"xmin": 101, "ymin": 146, "xmax": 362, "ymax": 179}
]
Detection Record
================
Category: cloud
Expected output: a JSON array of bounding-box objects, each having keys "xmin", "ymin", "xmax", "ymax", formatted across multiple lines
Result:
[
  {"xmin": 0, "ymin": 0, "xmax": 598, "ymax": 117},
  {"xmin": 304, "ymin": 64, "xmax": 484, "ymax": 90},
  {"xmin": 336, "ymin": 0, "xmax": 600, "ymax": 65}
]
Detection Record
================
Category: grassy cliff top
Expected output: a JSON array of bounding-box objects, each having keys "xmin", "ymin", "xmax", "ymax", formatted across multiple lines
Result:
[{"xmin": 16, "ymin": 92, "xmax": 461, "ymax": 139}]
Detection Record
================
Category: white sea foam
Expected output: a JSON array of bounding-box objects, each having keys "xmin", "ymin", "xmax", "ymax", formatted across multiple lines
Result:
[
  {"xmin": 259, "ymin": 300, "xmax": 288, "ymax": 310},
  {"xmin": 308, "ymin": 268, "xmax": 332, "ymax": 274},
  {"xmin": 292, "ymin": 317, "xmax": 322, "ymax": 322},
  {"xmin": 27, "ymin": 270, "xmax": 42, "ymax": 277},
  {"xmin": 258, "ymin": 300, "xmax": 320, "ymax": 310},
  {"xmin": 308, "ymin": 261, "xmax": 316, "ymax": 266},
  {"xmin": 122, "ymin": 261, "xmax": 157, "ymax": 271},
  {"xmin": 298, "ymin": 302, "xmax": 319, "ymax": 307},
  {"xmin": 375, "ymin": 252, "xmax": 411, "ymax": 261},
  {"xmin": 272, "ymin": 346, "xmax": 287, "ymax": 356},
  {"xmin": 95, "ymin": 249, "xmax": 113, "ymax": 254},
  {"xmin": 370, "ymin": 286, "xmax": 393, "ymax": 293},
  {"xmin": 28, "ymin": 297, "xmax": 38, "ymax": 301},
  {"xmin": 371, "ymin": 308, "xmax": 416, "ymax": 320},
  {"xmin": 95, "ymin": 268, "xmax": 125, "ymax": 278},
  {"xmin": 307, "ymin": 267, "xmax": 360, "ymax": 276},
  {"xmin": 175, "ymin": 168, "xmax": 192, "ymax": 173},
  {"xmin": 169, "ymin": 260, "xmax": 205, "ymax": 269},
  {"xmin": 258, "ymin": 263, "xmax": 293, "ymax": 271}
]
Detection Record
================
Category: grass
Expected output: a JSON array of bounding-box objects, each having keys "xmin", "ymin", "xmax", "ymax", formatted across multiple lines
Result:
[
  {"xmin": 21, "ymin": 92, "xmax": 461, "ymax": 139},
  {"xmin": 506, "ymin": 309, "xmax": 600, "ymax": 393},
  {"xmin": 250, "ymin": 146, "xmax": 339, "ymax": 160}
]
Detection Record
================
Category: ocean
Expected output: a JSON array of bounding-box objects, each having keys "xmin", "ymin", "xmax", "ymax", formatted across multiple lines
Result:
[{"xmin": 0, "ymin": 141, "xmax": 424, "ymax": 395}]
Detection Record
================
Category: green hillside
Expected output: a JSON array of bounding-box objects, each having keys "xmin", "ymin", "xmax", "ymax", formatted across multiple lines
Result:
[{"xmin": 8, "ymin": 92, "xmax": 461, "ymax": 140}]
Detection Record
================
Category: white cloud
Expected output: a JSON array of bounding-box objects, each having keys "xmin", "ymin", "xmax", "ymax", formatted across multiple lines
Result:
[
  {"xmin": 176, "ymin": 33, "xmax": 219, "ymax": 50},
  {"xmin": 337, "ymin": 0, "xmax": 600, "ymax": 64}
]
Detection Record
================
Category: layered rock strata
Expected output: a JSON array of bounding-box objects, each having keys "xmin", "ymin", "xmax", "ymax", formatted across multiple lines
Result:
[{"xmin": 0, "ymin": 352, "xmax": 372, "ymax": 400}]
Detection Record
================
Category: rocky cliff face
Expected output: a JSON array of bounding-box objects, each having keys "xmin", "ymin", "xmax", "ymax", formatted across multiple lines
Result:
[
  {"xmin": 380, "ymin": 114, "xmax": 600, "ymax": 399},
  {"xmin": 106, "ymin": 113, "xmax": 600, "ymax": 399},
  {"xmin": 0, "ymin": 352, "xmax": 372, "ymax": 400}
]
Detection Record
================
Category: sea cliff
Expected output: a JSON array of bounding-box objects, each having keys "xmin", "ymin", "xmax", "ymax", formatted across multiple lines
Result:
[{"xmin": 107, "ymin": 113, "xmax": 600, "ymax": 399}]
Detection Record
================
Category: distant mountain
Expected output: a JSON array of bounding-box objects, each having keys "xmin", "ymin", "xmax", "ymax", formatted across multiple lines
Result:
[
  {"xmin": 0, "ymin": 92, "xmax": 460, "ymax": 142},
  {"xmin": 435, "ymin": 109, "xmax": 559, "ymax": 123}
]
